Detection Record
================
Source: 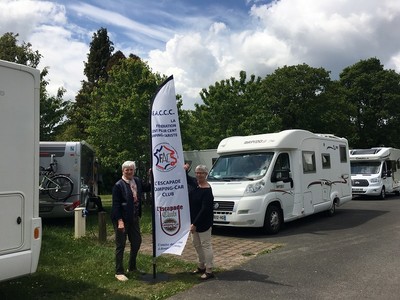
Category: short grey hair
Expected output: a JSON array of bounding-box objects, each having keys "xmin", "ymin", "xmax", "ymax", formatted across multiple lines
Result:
[
  {"xmin": 195, "ymin": 164, "xmax": 208, "ymax": 173},
  {"xmin": 122, "ymin": 161, "xmax": 136, "ymax": 171}
]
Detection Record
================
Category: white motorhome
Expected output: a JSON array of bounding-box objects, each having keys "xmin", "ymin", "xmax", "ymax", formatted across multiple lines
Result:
[
  {"xmin": 208, "ymin": 129, "xmax": 352, "ymax": 234},
  {"xmin": 0, "ymin": 60, "xmax": 42, "ymax": 281},
  {"xmin": 39, "ymin": 141, "xmax": 101, "ymax": 218},
  {"xmin": 349, "ymin": 147, "xmax": 400, "ymax": 199},
  {"xmin": 184, "ymin": 149, "xmax": 218, "ymax": 176}
]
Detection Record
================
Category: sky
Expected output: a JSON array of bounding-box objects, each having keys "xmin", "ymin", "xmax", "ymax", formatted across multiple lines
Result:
[{"xmin": 1, "ymin": 0, "xmax": 400, "ymax": 109}]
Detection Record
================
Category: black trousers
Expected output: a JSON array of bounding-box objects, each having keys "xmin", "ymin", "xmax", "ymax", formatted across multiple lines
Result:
[{"xmin": 112, "ymin": 218, "xmax": 142, "ymax": 275}]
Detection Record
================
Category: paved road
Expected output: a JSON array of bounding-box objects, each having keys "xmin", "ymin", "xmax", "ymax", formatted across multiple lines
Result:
[{"xmin": 169, "ymin": 197, "xmax": 400, "ymax": 300}]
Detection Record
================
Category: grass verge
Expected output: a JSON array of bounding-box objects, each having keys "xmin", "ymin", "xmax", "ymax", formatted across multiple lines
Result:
[{"xmin": 0, "ymin": 196, "xmax": 199, "ymax": 300}]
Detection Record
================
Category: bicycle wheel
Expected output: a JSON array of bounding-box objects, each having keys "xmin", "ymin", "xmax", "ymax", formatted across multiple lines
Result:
[{"xmin": 47, "ymin": 175, "xmax": 74, "ymax": 201}]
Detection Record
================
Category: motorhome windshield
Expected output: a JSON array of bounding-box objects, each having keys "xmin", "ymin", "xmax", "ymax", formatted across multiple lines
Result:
[
  {"xmin": 208, "ymin": 152, "xmax": 274, "ymax": 181},
  {"xmin": 350, "ymin": 161, "xmax": 381, "ymax": 175}
]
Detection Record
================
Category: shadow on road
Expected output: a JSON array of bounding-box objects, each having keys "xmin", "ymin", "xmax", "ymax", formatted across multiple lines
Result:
[
  {"xmin": 212, "ymin": 207, "xmax": 389, "ymax": 239},
  {"xmin": 215, "ymin": 269, "xmax": 292, "ymax": 287}
]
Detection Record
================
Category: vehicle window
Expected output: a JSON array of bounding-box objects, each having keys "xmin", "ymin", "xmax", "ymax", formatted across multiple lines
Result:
[
  {"xmin": 321, "ymin": 153, "xmax": 331, "ymax": 169},
  {"xmin": 340, "ymin": 145, "xmax": 347, "ymax": 163},
  {"xmin": 208, "ymin": 152, "xmax": 274, "ymax": 181},
  {"xmin": 302, "ymin": 151, "xmax": 316, "ymax": 173},
  {"xmin": 350, "ymin": 161, "xmax": 381, "ymax": 174}
]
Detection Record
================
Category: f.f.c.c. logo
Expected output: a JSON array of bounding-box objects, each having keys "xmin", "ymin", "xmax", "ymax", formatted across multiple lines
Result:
[{"xmin": 153, "ymin": 143, "xmax": 178, "ymax": 172}]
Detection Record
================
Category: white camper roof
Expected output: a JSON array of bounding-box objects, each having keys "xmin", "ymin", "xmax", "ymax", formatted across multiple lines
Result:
[
  {"xmin": 349, "ymin": 147, "xmax": 392, "ymax": 160},
  {"xmin": 217, "ymin": 129, "xmax": 345, "ymax": 154}
]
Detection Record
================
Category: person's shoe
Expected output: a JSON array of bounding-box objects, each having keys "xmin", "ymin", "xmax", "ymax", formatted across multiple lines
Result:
[
  {"xmin": 191, "ymin": 267, "xmax": 206, "ymax": 275},
  {"xmin": 115, "ymin": 274, "xmax": 128, "ymax": 281},
  {"xmin": 200, "ymin": 272, "xmax": 215, "ymax": 280},
  {"xmin": 127, "ymin": 268, "xmax": 146, "ymax": 275}
]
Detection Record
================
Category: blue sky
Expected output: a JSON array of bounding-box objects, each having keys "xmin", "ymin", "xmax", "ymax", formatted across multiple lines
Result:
[{"xmin": 1, "ymin": 0, "xmax": 400, "ymax": 109}]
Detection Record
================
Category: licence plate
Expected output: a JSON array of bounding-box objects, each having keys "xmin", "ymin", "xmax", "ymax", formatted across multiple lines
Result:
[
  {"xmin": 213, "ymin": 214, "xmax": 226, "ymax": 221},
  {"xmin": 352, "ymin": 188, "xmax": 363, "ymax": 192}
]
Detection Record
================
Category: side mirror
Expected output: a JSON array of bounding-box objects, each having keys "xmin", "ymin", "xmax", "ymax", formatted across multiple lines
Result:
[{"xmin": 271, "ymin": 170, "xmax": 293, "ymax": 188}]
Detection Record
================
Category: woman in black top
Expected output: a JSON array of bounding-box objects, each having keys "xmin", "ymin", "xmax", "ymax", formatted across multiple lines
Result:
[{"xmin": 185, "ymin": 164, "xmax": 215, "ymax": 280}]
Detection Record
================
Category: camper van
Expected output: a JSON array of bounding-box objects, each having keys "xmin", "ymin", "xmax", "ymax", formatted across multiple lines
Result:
[
  {"xmin": 0, "ymin": 60, "xmax": 42, "ymax": 281},
  {"xmin": 184, "ymin": 149, "xmax": 218, "ymax": 176},
  {"xmin": 39, "ymin": 141, "xmax": 101, "ymax": 218},
  {"xmin": 208, "ymin": 129, "xmax": 352, "ymax": 234},
  {"xmin": 349, "ymin": 147, "xmax": 400, "ymax": 199}
]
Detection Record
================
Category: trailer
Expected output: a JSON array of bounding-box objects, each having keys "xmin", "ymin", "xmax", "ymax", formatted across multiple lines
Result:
[
  {"xmin": 183, "ymin": 149, "xmax": 218, "ymax": 176},
  {"xmin": 208, "ymin": 129, "xmax": 352, "ymax": 234},
  {"xmin": 350, "ymin": 147, "xmax": 400, "ymax": 199},
  {"xmin": 39, "ymin": 141, "xmax": 102, "ymax": 218},
  {"xmin": 0, "ymin": 60, "xmax": 42, "ymax": 281}
]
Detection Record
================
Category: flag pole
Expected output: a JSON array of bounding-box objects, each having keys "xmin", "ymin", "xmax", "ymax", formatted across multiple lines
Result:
[{"xmin": 149, "ymin": 75, "xmax": 174, "ymax": 279}]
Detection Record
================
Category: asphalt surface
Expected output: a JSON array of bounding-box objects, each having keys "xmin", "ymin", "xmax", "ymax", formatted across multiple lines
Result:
[{"xmin": 168, "ymin": 196, "xmax": 400, "ymax": 300}]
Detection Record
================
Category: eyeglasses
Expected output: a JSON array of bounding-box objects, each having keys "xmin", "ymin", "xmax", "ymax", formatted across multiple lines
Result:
[{"xmin": 195, "ymin": 172, "xmax": 207, "ymax": 174}]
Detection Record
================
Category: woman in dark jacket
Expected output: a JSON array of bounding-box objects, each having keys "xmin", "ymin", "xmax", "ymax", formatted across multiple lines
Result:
[
  {"xmin": 111, "ymin": 161, "xmax": 150, "ymax": 281},
  {"xmin": 185, "ymin": 164, "xmax": 215, "ymax": 280}
]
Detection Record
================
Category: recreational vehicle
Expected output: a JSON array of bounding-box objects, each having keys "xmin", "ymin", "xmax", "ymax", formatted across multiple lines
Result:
[
  {"xmin": 0, "ymin": 60, "xmax": 42, "ymax": 281},
  {"xmin": 349, "ymin": 147, "xmax": 400, "ymax": 199},
  {"xmin": 39, "ymin": 141, "xmax": 102, "ymax": 218},
  {"xmin": 183, "ymin": 149, "xmax": 218, "ymax": 176},
  {"xmin": 208, "ymin": 129, "xmax": 352, "ymax": 234}
]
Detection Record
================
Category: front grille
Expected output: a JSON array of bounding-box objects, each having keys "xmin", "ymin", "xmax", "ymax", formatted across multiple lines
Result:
[
  {"xmin": 352, "ymin": 179, "xmax": 369, "ymax": 187},
  {"xmin": 213, "ymin": 201, "xmax": 234, "ymax": 212}
]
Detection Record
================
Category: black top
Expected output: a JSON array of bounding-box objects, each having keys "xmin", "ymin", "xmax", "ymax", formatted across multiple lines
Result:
[
  {"xmin": 187, "ymin": 174, "xmax": 214, "ymax": 232},
  {"xmin": 111, "ymin": 177, "xmax": 151, "ymax": 223}
]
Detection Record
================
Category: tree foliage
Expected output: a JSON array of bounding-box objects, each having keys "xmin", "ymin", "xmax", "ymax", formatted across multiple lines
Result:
[
  {"xmin": 191, "ymin": 71, "xmax": 264, "ymax": 149},
  {"xmin": 261, "ymin": 64, "xmax": 352, "ymax": 136},
  {"xmin": 65, "ymin": 28, "xmax": 115, "ymax": 140},
  {"xmin": 86, "ymin": 56, "xmax": 164, "ymax": 172},
  {"xmin": 340, "ymin": 58, "xmax": 400, "ymax": 148}
]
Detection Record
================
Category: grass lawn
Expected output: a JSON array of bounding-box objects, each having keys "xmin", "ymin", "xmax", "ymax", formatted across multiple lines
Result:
[{"xmin": 0, "ymin": 196, "xmax": 199, "ymax": 300}]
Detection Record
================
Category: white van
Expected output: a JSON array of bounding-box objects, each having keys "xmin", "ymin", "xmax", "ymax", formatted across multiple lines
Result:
[
  {"xmin": 0, "ymin": 60, "xmax": 42, "ymax": 281},
  {"xmin": 350, "ymin": 147, "xmax": 400, "ymax": 199},
  {"xmin": 208, "ymin": 129, "xmax": 352, "ymax": 234},
  {"xmin": 184, "ymin": 149, "xmax": 218, "ymax": 176},
  {"xmin": 39, "ymin": 141, "xmax": 102, "ymax": 218}
]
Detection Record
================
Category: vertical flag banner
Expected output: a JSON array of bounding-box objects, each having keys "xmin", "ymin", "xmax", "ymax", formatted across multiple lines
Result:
[{"xmin": 151, "ymin": 75, "xmax": 190, "ymax": 257}]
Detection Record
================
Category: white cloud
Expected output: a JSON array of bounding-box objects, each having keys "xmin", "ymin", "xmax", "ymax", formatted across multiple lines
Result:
[
  {"xmin": 147, "ymin": 0, "xmax": 400, "ymax": 108},
  {"xmin": 2, "ymin": 0, "xmax": 400, "ymax": 110}
]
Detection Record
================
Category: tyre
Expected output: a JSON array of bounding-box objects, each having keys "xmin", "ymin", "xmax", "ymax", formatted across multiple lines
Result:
[
  {"xmin": 47, "ymin": 175, "xmax": 74, "ymax": 201},
  {"xmin": 263, "ymin": 204, "xmax": 282, "ymax": 234},
  {"xmin": 326, "ymin": 200, "xmax": 337, "ymax": 217},
  {"xmin": 379, "ymin": 186, "xmax": 386, "ymax": 200}
]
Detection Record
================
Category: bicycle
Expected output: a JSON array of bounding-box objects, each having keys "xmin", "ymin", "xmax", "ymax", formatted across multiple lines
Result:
[{"xmin": 39, "ymin": 155, "xmax": 74, "ymax": 201}]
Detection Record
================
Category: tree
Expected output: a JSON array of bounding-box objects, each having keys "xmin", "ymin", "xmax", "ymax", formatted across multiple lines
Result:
[
  {"xmin": 0, "ymin": 32, "xmax": 41, "ymax": 67},
  {"xmin": 86, "ymin": 56, "xmax": 164, "ymax": 172},
  {"xmin": 340, "ymin": 58, "xmax": 400, "ymax": 148},
  {"xmin": 0, "ymin": 32, "xmax": 70, "ymax": 140},
  {"xmin": 260, "ymin": 64, "xmax": 351, "ymax": 135},
  {"xmin": 192, "ymin": 71, "xmax": 265, "ymax": 149},
  {"xmin": 65, "ymin": 28, "xmax": 115, "ymax": 140}
]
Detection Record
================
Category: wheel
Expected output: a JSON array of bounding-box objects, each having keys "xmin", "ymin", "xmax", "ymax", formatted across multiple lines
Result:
[
  {"xmin": 379, "ymin": 186, "xmax": 386, "ymax": 200},
  {"xmin": 47, "ymin": 175, "xmax": 74, "ymax": 201},
  {"xmin": 263, "ymin": 205, "xmax": 282, "ymax": 234},
  {"xmin": 326, "ymin": 200, "xmax": 337, "ymax": 217}
]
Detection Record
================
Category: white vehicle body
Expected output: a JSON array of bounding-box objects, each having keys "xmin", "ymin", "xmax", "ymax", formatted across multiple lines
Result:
[
  {"xmin": 0, "ymin": 60, "xmax": 42, "ymax": 281},
  {"xmin": 350, "ymin": 147, "xmax": 400, "ymax": 199},
  {"xmin": 183, "ymin": 149, "xmax": 218, "ymax": 176},
  {"xmin": 208, "ymin": 129, "xmax": 352, "ymax": 234},
  {"xmin": 39, "ymin": 141, "xmax": 100, "ymax": 218}
]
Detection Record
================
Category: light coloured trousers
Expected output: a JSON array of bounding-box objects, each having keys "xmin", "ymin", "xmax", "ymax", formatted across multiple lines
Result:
[{"xmin": 191, "ymin": 227, "xmax": 214, "ymax": 272}]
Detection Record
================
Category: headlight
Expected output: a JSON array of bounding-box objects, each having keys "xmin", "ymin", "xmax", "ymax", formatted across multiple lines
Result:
[
  {"xmin": 245, "ymin": 180, "xmax": 265, "ymax": 194},
  {"xmin": 370, "ymin": 178, "xmax": 380, "ymax": 183}
]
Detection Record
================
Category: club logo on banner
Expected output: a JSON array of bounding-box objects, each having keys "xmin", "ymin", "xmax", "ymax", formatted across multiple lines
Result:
[
  {"xmin": 151, "ymin": 75, "xmax": 191, "ymax": 257},
  {"xmin": 153, "ymin": 143, "xmax": 178, "ymax": 172}
]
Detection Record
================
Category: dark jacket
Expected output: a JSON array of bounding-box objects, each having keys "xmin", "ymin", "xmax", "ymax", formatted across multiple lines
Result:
[
  {"xmin": 186, "ymin": 174, "xmax": 214, "ymax": 232},
  {"xmin": 111, "ymin": 177, "xmax": 151, "ymax": 223}
]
